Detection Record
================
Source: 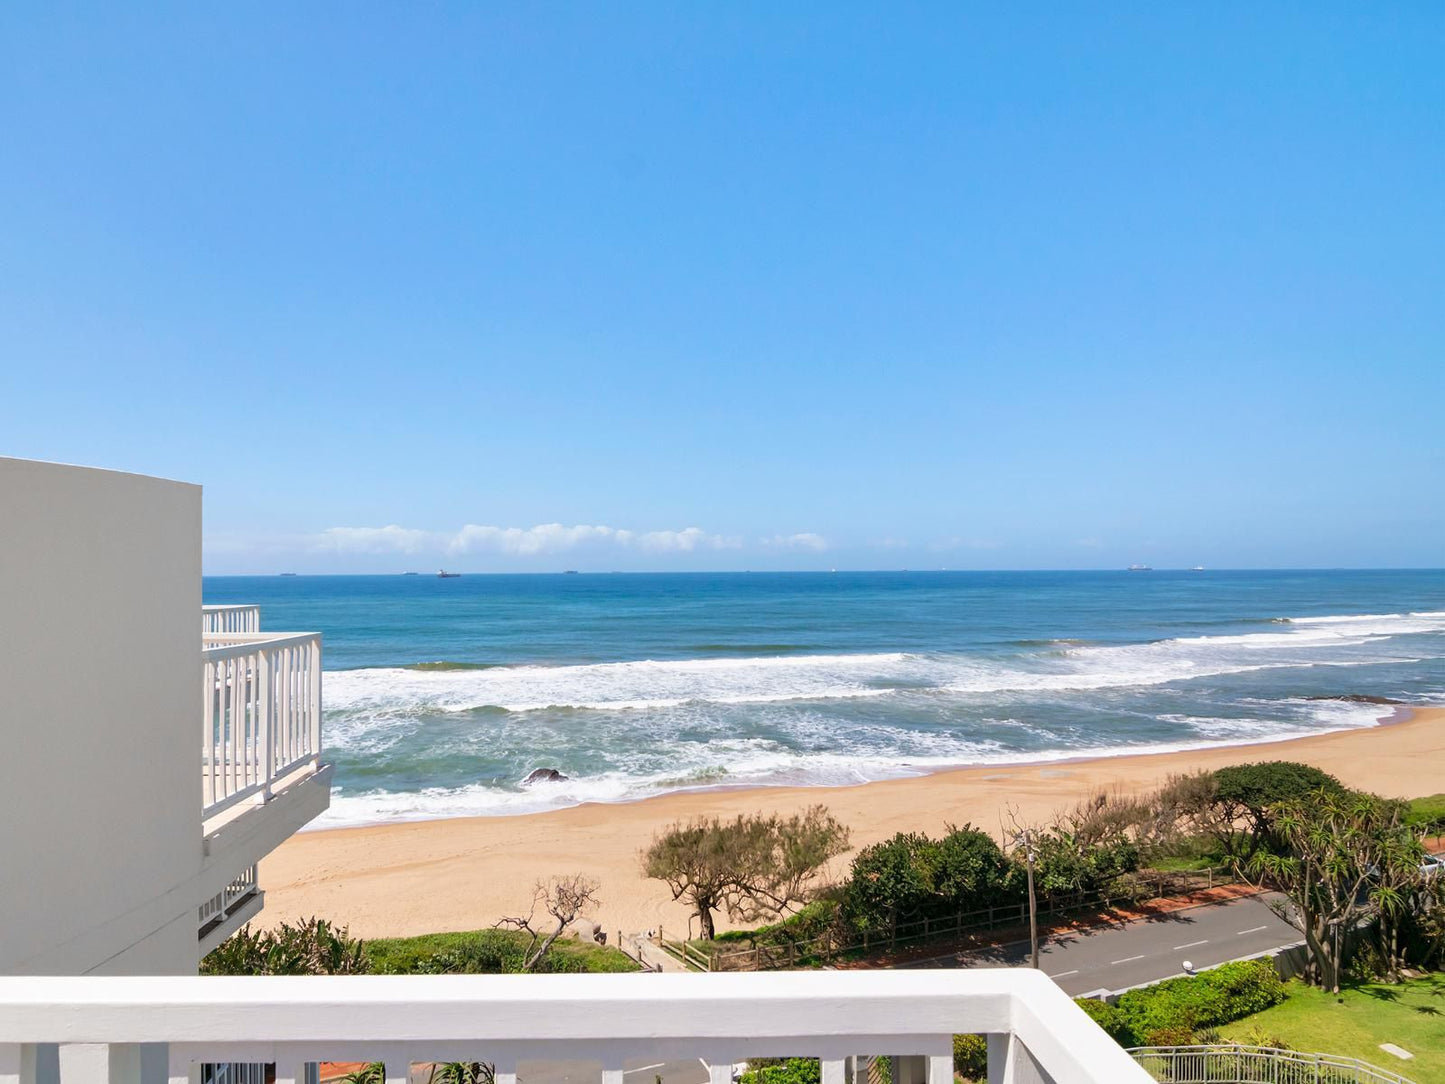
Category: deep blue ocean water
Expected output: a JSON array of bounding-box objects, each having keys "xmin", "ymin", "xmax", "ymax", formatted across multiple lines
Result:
[{"xmin": 202, "ymin": 570, "xmax": 1445, "ymax": 826}]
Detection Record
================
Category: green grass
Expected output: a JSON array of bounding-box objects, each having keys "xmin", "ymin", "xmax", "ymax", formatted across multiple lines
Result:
[
  {"xmin": 1219, "ymin": 975, "xmax": 1445, "ymax": 1082},
  {"xmin": 365, "ymin": 927, "xmax": 638, "ymax": 974},
  {"xmin": 1406, "ymin": 793, "xmax": 1445, "ymax": 834}
]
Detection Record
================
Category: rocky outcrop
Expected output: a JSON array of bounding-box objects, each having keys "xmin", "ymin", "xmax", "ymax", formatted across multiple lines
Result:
[{"xmin": 522, "ymin": 767, "xmax": 569, "ymax": 785}]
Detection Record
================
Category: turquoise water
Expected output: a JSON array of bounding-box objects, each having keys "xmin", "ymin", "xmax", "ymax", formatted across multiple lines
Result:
[{"xmin": 203, "ymin": 570, "xmax": 1445, "ymax": 826}]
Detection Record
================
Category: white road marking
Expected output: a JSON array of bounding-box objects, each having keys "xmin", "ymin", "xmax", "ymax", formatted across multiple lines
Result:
[
  {"xmin": 1237, "ymin": 925, "xmax": 1269, "ymax": 935},
  {"xmin": 625, "ymin": 1066, "xmax": 668, "ymax": 1076},
  {"xmin": 1111, "ymin": 954, "xmax": 1146, "ymax": 964},
  {"xmin": 1172, "ymin": 939, "xmax": 1209, "ymax": 950},
  {"xmin": 1049, "ymin": 969, "xmax": 1079, "ymax": 978}
]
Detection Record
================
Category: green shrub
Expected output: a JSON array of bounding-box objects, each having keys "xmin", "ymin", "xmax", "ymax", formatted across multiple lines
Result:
[
  {"xmin": 202, "ymin": 917, "xmax": 368, "ymax": 975},
  {"xmin": 933, "ymin": 826, "xmax": 1020, "ymax": 912},
  {"xmin": 366, "ymin": 928, "xmax": 636, "ymax": 974},
  {"xmin": 716, "ymin": 899, "xmax": 842, "ymax": 947},
  {"xmin": 843, "ymin": 826, "xmax": 1018, "ymax": 931},
  {"xmin": 844, "ymin": 832, "xmax": 937, "ymax": 930},
  {"xmin": 739, "ymin": 1059, "xmax": 820, "ymax": 1084},
  {"xmin": 1075, "ymin": 998, "xmax": 1130, "ymax": 1044},
  {"xmin": 1110, "ymin": 959, "xmax": 1287, "ymax": 1045},
  {"xmin": 952, "ymin": 1035, "xmax": 987, "ymax": 1079},
  {"xmin": 1032, "ymin": 835, "xmax": 1139, "ymax": 901}
]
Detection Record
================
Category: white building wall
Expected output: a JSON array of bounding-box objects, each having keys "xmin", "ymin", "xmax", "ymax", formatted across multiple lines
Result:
[{"xmin": 0, "ymin": 458, "xmax": 201, "ymax": 975}]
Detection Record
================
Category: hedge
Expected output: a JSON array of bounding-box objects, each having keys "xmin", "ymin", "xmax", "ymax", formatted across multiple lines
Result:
[{"xmin": 1079, "ymin": 959, "xmax": 1287, "ymax": 1046}]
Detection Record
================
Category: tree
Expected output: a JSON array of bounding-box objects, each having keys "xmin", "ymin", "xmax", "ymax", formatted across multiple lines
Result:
[
  {"xmin": 1210, "ymin": 762, "xmax": 1345, "ymax": 858},
  {"xmin": 496, "ymin": 874, "xmax": 602, "ymax": 971},
  {"xmin": 1244, "ymin": 788, "xmax": 1407, "ymax": 992},
  {"xmin": 642, "ymin": 806, "xmax": 850, "ymax": 939}
]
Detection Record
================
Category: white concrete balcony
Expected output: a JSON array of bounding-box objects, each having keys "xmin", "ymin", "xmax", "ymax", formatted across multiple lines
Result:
[
  {"xmin": 202, "ymin": 628, "xmax": 323, "ymax": 827},
  {"xmin": 202, "ymin": 606, "xmax": 261, "ymax": 635},
  {"xmin": 0, "ymin": 971, "xmax": 1151, "ymax": 1084},
  {"xmin": 197, "ymin": 608, "xmax": 331, "ymax": 958}
]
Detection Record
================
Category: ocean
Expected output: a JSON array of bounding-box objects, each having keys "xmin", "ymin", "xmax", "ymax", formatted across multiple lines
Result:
[{"xmin": 201, "ymin": 570, "xmax": 1445, "ymax": 828}]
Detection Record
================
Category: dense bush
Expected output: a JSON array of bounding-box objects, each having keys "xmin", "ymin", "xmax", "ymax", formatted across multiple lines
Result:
[
  {"xmin": 1032, "ymin": 835, "xmax": 1140, "ymax": 901},
  {"xmin": 207, "ymin": 921, "xmax": 636, "ymax": 976},
  {"xmin": 843, "ymin": 826, "xmax": 1018, "ymax": 931},
  {"xmin": 201, "ymin": 918, "xmax": 368, "ymax": 975},
  {"xmin": 713, "ymin": 898, "xmax": 842, "ymax": 947},
  {"xmin": 952, "ymin": 1035, "xmax": 987, "ymax": 1080},
  {"xmin": 1109, "ymin": 960, "xmax": 1287, "ymax": 1045},
  {"xmin": 739, "ymin": 1059, "xmax": 820, "ymax": 1084},
  {"xmin": 1075, "ymin": 997, "xmax": 1130, "ymax": 1044},
  {"xmin": 366, "ymin": 928, "xmax": 637, "ymax": 974}
]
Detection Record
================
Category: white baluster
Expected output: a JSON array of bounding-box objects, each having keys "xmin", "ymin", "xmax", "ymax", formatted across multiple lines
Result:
[{"xmin": 0, "ymin": 1044, "xmax": 37, "ymax": 1084}]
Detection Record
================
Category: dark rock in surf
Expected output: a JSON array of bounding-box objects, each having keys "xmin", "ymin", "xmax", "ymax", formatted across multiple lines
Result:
[{"xmin": 522, "ymin": 768, "xmax": 569, "ymax": 785}]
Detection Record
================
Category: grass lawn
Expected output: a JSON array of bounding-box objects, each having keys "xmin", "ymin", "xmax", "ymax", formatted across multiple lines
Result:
[
  {"xmin": 1220, "ymin": 974, "xmax": 1445, "ymax": 1083},
  {"xmin": 366, "ymin": 927, "xmax": 638, "ymax": 974}
]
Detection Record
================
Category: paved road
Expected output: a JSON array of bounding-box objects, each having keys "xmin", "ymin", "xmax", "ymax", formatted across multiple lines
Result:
[{"xmin": 901, "ymin": 892, "xmax": 1300, "ymax": 996}]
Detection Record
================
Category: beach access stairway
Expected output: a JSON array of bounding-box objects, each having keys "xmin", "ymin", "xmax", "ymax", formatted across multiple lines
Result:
[
  {"xmin": 197, "ymin": 605, "xmax": 331, "ymax": 955},
  {"xmin": 0, "ymin": 969, "xmax": 1153, "ymax": 1084}
]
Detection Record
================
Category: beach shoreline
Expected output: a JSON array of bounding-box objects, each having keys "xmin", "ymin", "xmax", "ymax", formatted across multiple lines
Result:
[{"xmin": 260, "ymin": 704, "xmax": 1445, "ymax": 941}]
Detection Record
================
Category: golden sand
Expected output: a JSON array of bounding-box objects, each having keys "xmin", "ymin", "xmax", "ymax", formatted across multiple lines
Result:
[{"xmin": 259, "ymin": 705, "xmax": 1445, "ymax": 939}]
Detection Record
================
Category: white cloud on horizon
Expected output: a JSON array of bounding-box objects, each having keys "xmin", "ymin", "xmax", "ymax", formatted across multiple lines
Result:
[
  {"xmin": 762, "ymin": 532, "xmax": 829, "ymax": 551},
  {"xmin": 309, "ymin": 522, "xmax": 752, "ymax": 557},
  {"xmin": 315, "ymin": 525, "xmax": 433, "ymax": 555}
]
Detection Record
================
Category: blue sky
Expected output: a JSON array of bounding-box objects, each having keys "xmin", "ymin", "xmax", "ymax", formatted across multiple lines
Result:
[{"xmin": 3, "ymin": 4, "xmax": 1442, "ymax": 573}]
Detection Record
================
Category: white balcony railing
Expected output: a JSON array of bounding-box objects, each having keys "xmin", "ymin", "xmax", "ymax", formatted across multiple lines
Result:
[
  {"xmin": 1129, "ymin": 1045, "xmax": 1417, "ymax": 1084},
  {"xmin": 202, "ymin": 630, "xmax": 322, "ymax": 823},
  {"xmin": 0, "ymin": 970, "xmax": 1152, "ymax": 1083},
  {"xmin": 197, "ymin": 865, "xmax": 259, "ymax": 935},
  {"xmin": 202, "ymin": 606, "xmax": 261, "ymax": 635}
]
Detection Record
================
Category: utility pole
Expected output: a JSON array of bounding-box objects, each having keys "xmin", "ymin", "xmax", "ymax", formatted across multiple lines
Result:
[
  {"xmin": 1022, "ymin": 829, "xmax": 1040, "ymax": 969},
  {"xmin": 1003, "ymin": 806, "xmax": 1042, "ymax": 970}
]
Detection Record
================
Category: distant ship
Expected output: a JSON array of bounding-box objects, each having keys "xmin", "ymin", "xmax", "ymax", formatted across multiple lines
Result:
[
  {"xmin": 437, "ymin": 569, "xmax": 461, "ymax": 578},
  {"xmin": 563, "ymin": 570, "xmax": 579, "ymax": 575},
  {"xmin": 1126, "ymin": 564, "xmax": 1152, "ymax": 572},
  {"xmin": 401, "ymin": 572, "xmax": 419, "ymax": 576},
  {"xmin": 1190, "ymin": 566, "xmax": 1205, "ymax": 572},
  {"xmin": 279, "ymin": 572, "xmax": 298, "ymax": 577}
]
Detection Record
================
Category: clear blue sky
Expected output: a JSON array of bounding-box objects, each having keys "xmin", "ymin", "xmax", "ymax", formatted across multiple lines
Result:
[{"xmin": 3, "ymin": 4, "xmax": 1441, "ymax": 573}]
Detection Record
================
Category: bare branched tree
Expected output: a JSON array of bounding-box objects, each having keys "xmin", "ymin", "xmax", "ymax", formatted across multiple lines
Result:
[{"xmin": 496, "ymin": 873, "xmax": 602, "ymax": 971}]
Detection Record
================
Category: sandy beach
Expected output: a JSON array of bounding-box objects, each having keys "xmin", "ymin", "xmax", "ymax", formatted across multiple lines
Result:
[{"xmin": 259, "ymin": 705, "xmax": 1445, "ymax": 940}]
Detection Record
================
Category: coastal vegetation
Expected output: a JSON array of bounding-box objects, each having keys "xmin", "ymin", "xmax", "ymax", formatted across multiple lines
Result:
[
  {"xmin": 1076, "ymin": 960, "xmax": 1288, "ymax": 1047},
  {"xmin": 494, "ymin": 873, "xmax": 602, "ymax": 972},
  {"xmin": 201, "ymin": 917, "xmax": 369, "ymax": 976},
  {"xmin": 203, "ymin": 916, "xmax": 637, "ymax": 976},
  {"xmin": 641, "ymin": 806, "xmax": 849, "ymax": 939},
  {"xmin": 677, "ymin": 762, "xmax": 1445, "ymax": 995}
]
